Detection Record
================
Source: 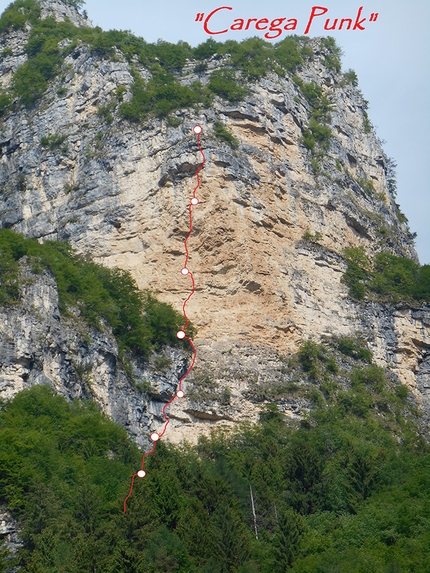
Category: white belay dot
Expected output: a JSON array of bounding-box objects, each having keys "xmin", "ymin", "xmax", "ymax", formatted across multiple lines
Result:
[
  {"xmin": 151, "ymin": 432, "xmax": 160, "ymax": 442},
  {"xmin": 137, "ymin": 470, "xmax": 146, "ymax": 478},
  {"xmin": 176, "ymin": 330, "xmax": 186, "ymax": 339},
  {"xmin": 181, "ymin": 268, "xmax": 189, "ymax": 275},
  {"xmin": 193, "ymin": 124, "xmax": 202, "ymax": 134},
  {"xmin": 177, "ymin": 390, "xmax": 185, "ymax": 398}
]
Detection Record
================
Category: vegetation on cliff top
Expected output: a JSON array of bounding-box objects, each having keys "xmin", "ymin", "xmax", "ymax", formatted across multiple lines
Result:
[
  {"xmin": 0, "ymin": 0, "xmax": 370, "ymax": 164},
  {"xmin": 0, "ymin": 0, "xmax": 346, "ymax": 124},
  {"xmin": 1, "ymin": 338, "xmax": 429, "ymax": 572},
  {"xmin": 0, "ymin": 228, "xmax": 192, "ymax": 357}
]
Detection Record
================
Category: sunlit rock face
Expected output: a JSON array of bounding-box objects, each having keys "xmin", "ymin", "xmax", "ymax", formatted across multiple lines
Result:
[{"xmin": 1, "ymin": 0, "xmax": 428, "ymax": 445}]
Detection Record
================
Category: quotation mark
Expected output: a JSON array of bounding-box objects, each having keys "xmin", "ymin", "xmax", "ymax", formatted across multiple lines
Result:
[
  {"xmin": 195, "ymin": 12, "xmax": 204, "ymax": 22},
  {"xmin": 369, "ymin": 13, "xmax": 379, "ymax": 22}
]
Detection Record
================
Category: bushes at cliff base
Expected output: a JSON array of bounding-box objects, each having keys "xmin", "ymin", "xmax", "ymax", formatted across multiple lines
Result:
[{"xmin": 1, "ymin": 352, "xmax": 429, "ymax": 572}]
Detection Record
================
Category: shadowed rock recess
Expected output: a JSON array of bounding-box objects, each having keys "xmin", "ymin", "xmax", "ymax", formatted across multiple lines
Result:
[{"xmin": 0, "ymin": 0, "xmax": 429, "ymax": 448}]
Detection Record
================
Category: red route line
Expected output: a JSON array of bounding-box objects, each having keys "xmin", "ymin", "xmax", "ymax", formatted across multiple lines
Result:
[{"xmin": 124, "ymin": 125, "xmax": 205, "ymax": 513}]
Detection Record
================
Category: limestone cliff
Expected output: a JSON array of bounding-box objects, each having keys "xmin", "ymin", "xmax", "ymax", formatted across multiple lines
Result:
[{"xmin": 0, "ymin": 0, "xmax": 429, "ymax": 446}]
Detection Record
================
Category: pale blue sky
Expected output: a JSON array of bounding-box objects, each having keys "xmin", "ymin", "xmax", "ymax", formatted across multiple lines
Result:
[{"xmin": 1, "ymin": 0, "xmax": 429, "ymax": 262}]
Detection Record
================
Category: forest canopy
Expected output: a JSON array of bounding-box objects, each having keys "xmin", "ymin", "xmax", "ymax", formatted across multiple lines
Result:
[{"xmin": 1, "ymin": 339, "xmax": 429, "ymax": 572}]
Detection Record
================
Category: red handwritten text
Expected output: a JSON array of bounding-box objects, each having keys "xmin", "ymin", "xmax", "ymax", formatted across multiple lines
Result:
[
  {"xmin": 200, "ymin": 6, "xmax": 297, "ymax": 39},
  {"xmin": 195, "ymin": 6, "xmax": 379, "ymax": 39}
]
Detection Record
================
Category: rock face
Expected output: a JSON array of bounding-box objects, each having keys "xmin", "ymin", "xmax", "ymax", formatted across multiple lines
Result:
[
  {"xmin": 38, "ymin": 0, "xmax": 92, "ymax": 27},
  {"xmin": 0, "ymin": 0, "xmax": 429, "ymax": 445},
  {"xmin": 355, "ymin": 301, "xmax": 430, "ymax": 423},
  {"xmin": 0, "ymin": 259, "xmax": 190, "ymax": 449},
  {"xmin": 0, "ymin": 508, "xmax": 23, "ymax": 561}
]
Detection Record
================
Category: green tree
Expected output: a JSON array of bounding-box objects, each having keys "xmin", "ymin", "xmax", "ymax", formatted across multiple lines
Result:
[
  {"xmin": 341, "ymin": 247, "xmax": 370, "ymax": 300},
  {"xmin": 193, "ymin": 38, "xmax": 219, "ymax": 60},
  {"xmin": 273, "ymin": 509, "xmax": 307, "ymax": 570},
  {"xmin": 414, "ymin": 265, "xmax": 430, "ymax": 300},
  {"xmin": 208, "ymin": 69, "xmax": 246, "ymax": 101},
  {"xmin": 369, "ymin": 252, "xmax": 419, "ymax": 298}
]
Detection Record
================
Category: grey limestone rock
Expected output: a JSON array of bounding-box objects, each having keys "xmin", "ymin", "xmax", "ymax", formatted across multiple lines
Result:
[{"xmin": 0, "ymin": 6, "xmax": 428, "ymax": 445}]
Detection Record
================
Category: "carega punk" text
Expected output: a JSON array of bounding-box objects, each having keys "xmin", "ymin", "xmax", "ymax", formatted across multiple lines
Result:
[{"xmin": 195, "ymin": 6, "xmax": 379, "ymax": 39}]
